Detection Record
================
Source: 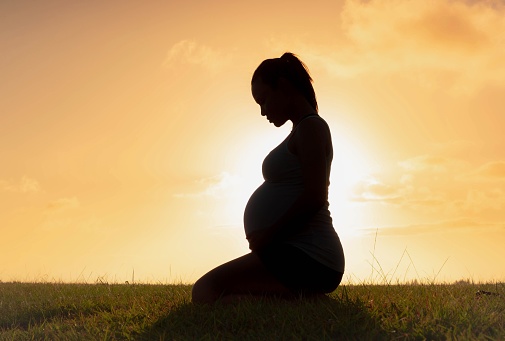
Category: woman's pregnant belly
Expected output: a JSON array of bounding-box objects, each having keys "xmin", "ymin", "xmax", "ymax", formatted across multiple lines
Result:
[{"xmin": 243, "ymin": 181, "xmax": 303, "ymax": 236}]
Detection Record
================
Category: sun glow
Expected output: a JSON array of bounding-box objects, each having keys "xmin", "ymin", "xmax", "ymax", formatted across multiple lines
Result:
[
  {"xmin": 220, "ymin": 125, "xmax": 291, "ymax": 226},
  {"xmin": 218, "ymin": 116, "xmax": 372, "ymax": 239},
  {"xmin": 326, "ymin": 118, "xmax": 373, "ymax": 233}
]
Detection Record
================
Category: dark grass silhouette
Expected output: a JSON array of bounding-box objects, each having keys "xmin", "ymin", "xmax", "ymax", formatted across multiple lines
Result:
[
  {"xmin": 2, "ymin": 281, "xmax": 504, "ymax": 340},
  {"xmin": 140, "ymin": 291, "xmax": 386, "ymax": 340}
]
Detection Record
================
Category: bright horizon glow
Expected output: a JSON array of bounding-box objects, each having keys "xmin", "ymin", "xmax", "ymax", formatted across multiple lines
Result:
[
  {"xmin": 328, "ymin": 119, "xmax": 376, "ymax": 236},
  {"xmin": 2, "ymin": 0, "xmax": 505, "ymax": 284}
]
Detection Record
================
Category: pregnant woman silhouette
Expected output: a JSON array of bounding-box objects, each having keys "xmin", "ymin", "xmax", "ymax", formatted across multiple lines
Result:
[{"xmin": 192, "ymin": 53, "xmax": 345, "ymax": 304}]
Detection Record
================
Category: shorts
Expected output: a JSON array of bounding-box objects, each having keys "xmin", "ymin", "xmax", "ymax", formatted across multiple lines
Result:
[{"xmin": 254, "ymin": 242, "xmax": 343, "ymax": 295}]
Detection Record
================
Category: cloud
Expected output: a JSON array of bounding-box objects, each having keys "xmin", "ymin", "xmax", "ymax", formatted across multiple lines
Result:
[
  {"xmin": 174, "ymin": 172, "xmax": 242, "ymax": 199},
  {"xmin": 429, "ymin": 140, "xmax": 485, "ymax": 158},
  {"xmin": 41, "ymin": 197, "xmax": 85, "ymax": 231},
  {"xmin": 350, "ymin": 152, "xmax": 505, "ymax": 218},
  {"xmin": 459, "ymin": 189, "xmax": 505, "ymax": 213},
  {"xmin": 362, "ymin": 218, "xmax": 505, "ymax": 236},
  {"xmin": 303, "ymin": 0, "xmax": 505, "ymax": 93},
  {"xmin": 342, "ymin": 0, "xmax": 489, "ymax": 52},
  {"xmin": 399, "ymin": 155, "xmax": 454, "ymax": 173},
  {"xmin": 45, "ymin": 197, "xmax": 80, "ymax": 213},
  {"xmin": 351, "ymin": 179, "xmax": 403, "ymax": 203},
  {"xmin": 0, "ymin": 176, "xmax": 41, "ymax": 193},
  {"xmin": 351, "ymin": 176, "xmax": 448, "ymax": 208},
  {"xmin": 465, "ymin": 161, "xmax": 505, "ymax": 180},
  {"xmin": 163, "ymin": 40, "xmax": 230, "ymax": 72},
  {"xmin": 351, "ymin": 154, "xmax": 458, "ymax": 205},
  {"xmin": 40, "ymin": 215, "xmax": 103, "ymax": 233}
]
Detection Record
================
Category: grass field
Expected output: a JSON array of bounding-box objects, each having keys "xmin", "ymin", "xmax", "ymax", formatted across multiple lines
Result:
[{"xmin": 1, "ymin": 280, "xmax": 503, "ymax": 340}]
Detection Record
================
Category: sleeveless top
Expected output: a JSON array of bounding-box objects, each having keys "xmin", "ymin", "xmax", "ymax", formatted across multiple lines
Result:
[{"xmin": 243, "ymin": 115, "xmax": 345, "ymax": 273}]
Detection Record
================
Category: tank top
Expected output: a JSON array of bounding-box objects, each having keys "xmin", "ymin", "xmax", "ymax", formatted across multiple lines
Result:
[{"xmin": 243, "ymin": 115, "xmax": 345, "ymax": 273}]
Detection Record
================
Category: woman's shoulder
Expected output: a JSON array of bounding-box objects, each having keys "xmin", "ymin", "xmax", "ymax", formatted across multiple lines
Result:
[
  {"xmin": 289, "ymin": 115, "xmax": 332, "ymax": 154},
  {"xmin": 295, "ymin": 115, "xmax": 331, "ymax": 137}
]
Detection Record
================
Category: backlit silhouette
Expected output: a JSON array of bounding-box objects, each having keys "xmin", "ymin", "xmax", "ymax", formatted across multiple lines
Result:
[{"xmin": 192, "ymin": 53, "xmax": 345, "ymax": 304}]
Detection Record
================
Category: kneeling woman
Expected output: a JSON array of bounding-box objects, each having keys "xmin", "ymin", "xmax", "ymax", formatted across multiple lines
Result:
[{"xmin": 192, "ymin": 53, "xmax": 345, "ymax": 304}]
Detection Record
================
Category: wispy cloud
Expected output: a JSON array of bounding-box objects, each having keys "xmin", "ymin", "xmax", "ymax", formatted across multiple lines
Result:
[
  {"xmin": 351, "ymin": 154, "xmax": 505, "ymax": 216},
  {"xmin": 351, "ymin": 178, "xmax": 403, "ymax": 204},
  {"xmin": 350, "ymin": 175, "xmax": 446, "ymax": 208},
  {"xmin": 290, "ymin": 0, "xmax": 505, "ymax": 93},
  {"xmin": 40, "ymin": 197, "xmax": 105, "ymax": 232},
  {"xmin": 362, "ymin": 218, "xmax": 505, "ymax": 236},
  {"xmin": 398, "ymin": 155, "xmax": 458, "ymax": 173},
  {"xmin": 350, "ymin": 154, "xmax": 458, "ymax": 206},
  {"xmin": 45, "ymin": 197, "xmax": 80, "ymax": 213},
  {"xmin": 163, "ymin": 40, "xmax": 230, "ymax": 72},
  {"xmin": 464, "ymin": 161, "xmax": 505, "ymax": 181},
  {"xmin": 174, "ymin": 172, "xmax": 242, "ymax": 199},
  {"xmin": 0, "ymin": 176, "xmax": 41, "ymax": 193},
  {"xmin": 459, "ymin": 189, "xmax": 505, "ymax": 213},
  {"xmin": 40, "ymin": 216, "xmax": 103, "ymax": 233}
]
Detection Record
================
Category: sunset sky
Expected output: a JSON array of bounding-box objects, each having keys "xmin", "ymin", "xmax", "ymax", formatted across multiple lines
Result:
[{"xmin": 2, "ymin": 0, "xmax": 505, "ymax": 284}]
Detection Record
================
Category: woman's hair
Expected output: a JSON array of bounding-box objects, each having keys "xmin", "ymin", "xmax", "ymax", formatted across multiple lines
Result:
[{"xmin": 252, "ymin": 52, "xmax": 318, "ymax": 113}]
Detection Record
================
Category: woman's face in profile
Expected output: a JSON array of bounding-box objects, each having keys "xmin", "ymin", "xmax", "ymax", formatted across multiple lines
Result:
[{"xmin": 251, "ymin": 79, "xmax": 290, "ymax": 127}]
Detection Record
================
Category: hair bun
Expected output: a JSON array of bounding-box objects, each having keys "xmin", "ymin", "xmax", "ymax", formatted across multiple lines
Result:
[{"xmin": 280, "ymin": 52, "xmax": 295, "ymax": 62}]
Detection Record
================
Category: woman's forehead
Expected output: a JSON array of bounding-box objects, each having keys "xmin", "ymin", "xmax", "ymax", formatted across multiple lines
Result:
[{"xmin": 251, "ymin": 80, "xmax": 269, "ymax": 97}]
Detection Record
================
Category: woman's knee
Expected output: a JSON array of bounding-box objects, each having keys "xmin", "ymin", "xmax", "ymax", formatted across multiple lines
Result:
[
  {"xmin": 191, "ymin": 253, "xmax": 266, "ymax": 304},
  {"xmin": 191, "ymin": 272, "xmax": 223, "ymax": 304}
]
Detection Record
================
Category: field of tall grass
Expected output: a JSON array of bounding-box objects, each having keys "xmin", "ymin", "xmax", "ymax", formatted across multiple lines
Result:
[{"xmin": 1, "ymin": 278, "xmax": 503, "ymax": 340}]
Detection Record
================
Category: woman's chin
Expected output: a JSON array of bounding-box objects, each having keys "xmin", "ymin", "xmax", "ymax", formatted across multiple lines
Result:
[{"xmin": 272, "ymin": 120, "xmax": 286, "ymax": 127}]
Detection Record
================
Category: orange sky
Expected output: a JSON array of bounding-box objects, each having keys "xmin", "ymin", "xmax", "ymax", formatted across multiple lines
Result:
[{"xmin": 2, "ymin": 0, "xmax": 505, "ymax": 284}]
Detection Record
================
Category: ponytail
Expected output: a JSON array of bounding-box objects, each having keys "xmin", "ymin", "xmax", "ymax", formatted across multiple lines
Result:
[{"xmin": 252, "ymin": 52, "xmax": 318, "ymax": 113}]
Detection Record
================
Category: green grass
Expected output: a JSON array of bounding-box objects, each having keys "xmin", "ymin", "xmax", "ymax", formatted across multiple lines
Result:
[{"xmin": 1, "ymin": 280, "xmax": 503, "ymax": 340}]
